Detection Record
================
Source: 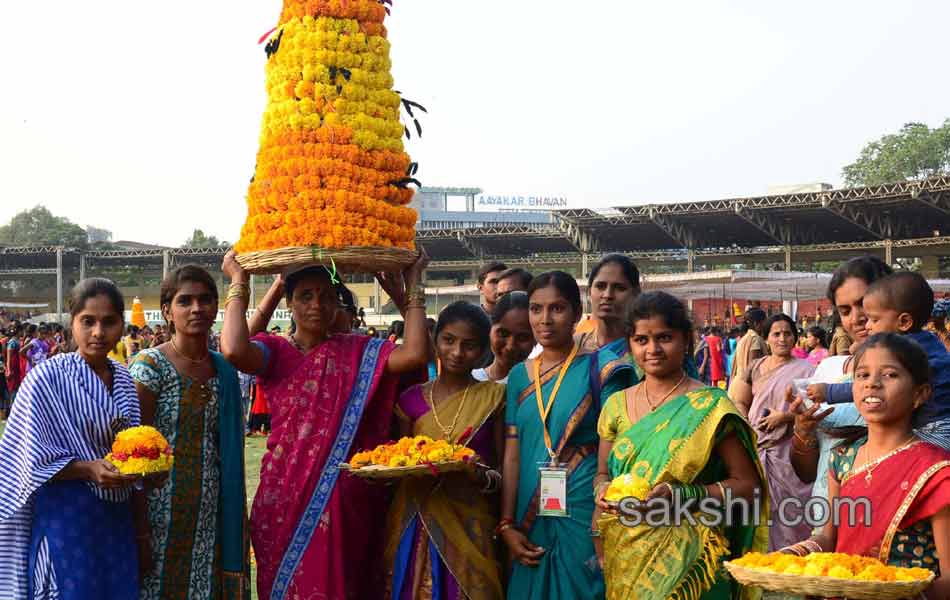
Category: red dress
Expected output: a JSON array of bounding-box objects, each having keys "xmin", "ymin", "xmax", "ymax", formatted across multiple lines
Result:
[
  {"xmin": 706, "ymin": 335, "xmax": 725, "ymax": 383},
  {"xmin": 251, "ymin": 383, "xmax": 269, "ymax": 416}
]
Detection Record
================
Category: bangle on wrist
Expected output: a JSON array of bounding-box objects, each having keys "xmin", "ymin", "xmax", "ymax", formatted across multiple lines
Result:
[
  {"xmin": 494, "ymin": 517, "xmax": 516, "ymax": 538},
  {"xmin": 716, "ymin": 481, "xmax": 727, "ymax": 501}
]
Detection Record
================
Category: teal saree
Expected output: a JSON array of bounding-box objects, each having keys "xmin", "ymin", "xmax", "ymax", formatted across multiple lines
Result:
[{"xmin": 505, "ymin": 343, "xmax": 634, "ymax": 600}]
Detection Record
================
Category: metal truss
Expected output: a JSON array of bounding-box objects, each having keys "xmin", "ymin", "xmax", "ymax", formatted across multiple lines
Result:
[
  {"xmin": 733, "ymin": 202, "xmax": 789, "ymax": 244},
  {"xmin": 454, "ymin": 231, "xmax": 485, "ymax": 259},
  {"xmin": 820, "ymin": 195, "xmax": 895, "ymax": 239},
  {"xmin": 646, "ymin": 209, "xmax": 694, "ymax": 247},
  {"xmin": 913, "ymin": 189, "xmax": 950, "ymax": 217},
  {"xmin": 551, "ymin": 213, "xmax": 601, "ymax": 253},
  {"xmin": 892, "ymin": 235, "xmax": 950, "ymax": 249},
  {"xmin": 174, "ymin": 247, "xmax": 229, "ymax": 257},
  {"xmin": 0, "ymin": 268, "xmax": 58, "ymax": 276},
  {"xmin": 0, "ymin": 245, "xmax": 67, "ymax": 255},
  {"xmin": 86, "ymin": 249, "xmax": 164, "ymax": 259},
  {"xmin": 417, "ymin": 224, "xmax": 562, "ymax": 240}
]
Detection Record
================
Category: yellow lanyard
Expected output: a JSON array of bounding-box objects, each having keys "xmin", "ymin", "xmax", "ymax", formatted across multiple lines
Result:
[{"xmin": 534, "ymin": 343, "xmax": 580, "ymax": 465}]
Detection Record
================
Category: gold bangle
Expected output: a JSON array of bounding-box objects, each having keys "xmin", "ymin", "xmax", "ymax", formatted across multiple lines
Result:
[
  {"xmin": 716, "ymin": 481, "xmax": 727, "ymax": 501},
  {"xmin": 225, "ymin": 290, "xmax": 250, "ymax": 309},
  {"xmin": 406, "ymin": 287, "xmax": 426, "ymax": 306}
]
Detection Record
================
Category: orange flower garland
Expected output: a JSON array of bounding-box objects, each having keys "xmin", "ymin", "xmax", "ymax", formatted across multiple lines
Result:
[{"xmin": 236, "ymin": 0, "xmax": 417, "ymax": 253}]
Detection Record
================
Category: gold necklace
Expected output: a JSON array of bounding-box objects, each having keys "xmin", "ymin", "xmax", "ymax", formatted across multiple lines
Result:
[
  {"xmin": 171, "ymin": 337, "xmax": 208, "ymax": 365},
  {"xmin": 642, "ymin": 373, "xmax": 687, "ymax": 411},
  {"xmin": 427, "ymin": 380, "xmax": 471, "ymax": 440},
  {"xmin": 859, "ymin": 436, "xmax": 917, "ymax": 485}
]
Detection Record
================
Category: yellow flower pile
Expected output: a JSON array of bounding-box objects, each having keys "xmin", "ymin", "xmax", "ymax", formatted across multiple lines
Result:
[
  {"xmin": 350, "ymin": 436, "xmax": 477, "ymax": 469},
  {"xmin": 604, "ymin": 473, "xmax": 652, "ymax": 502},
  {"xmin": 235, "ymin": 0, "xmax": 418, "ymax": 253},
  {"xmin": 733, "ymin": 552, "xmax": 932, "ymax": 582},
  {"xmin": 106, "ymin": 426, "xmax": 174, "ymax": 475}
]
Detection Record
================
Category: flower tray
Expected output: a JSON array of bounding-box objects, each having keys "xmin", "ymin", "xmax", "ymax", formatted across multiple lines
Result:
[
  {"xmin": 235, "ymin": 245, "xmax": 418, "ymax": 275},
  {"xmin": 339, "ymin": 460, "xmax": 473, "ymax": 480},
  {"xmin": 724, "ymin": 561, "xmax": 934, "ymax": 600}
]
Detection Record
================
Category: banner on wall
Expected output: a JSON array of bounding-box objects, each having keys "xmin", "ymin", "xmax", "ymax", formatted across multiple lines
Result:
[{"xmin": 124, "ymin": 309, "xmax": 293, "ymax": 324}]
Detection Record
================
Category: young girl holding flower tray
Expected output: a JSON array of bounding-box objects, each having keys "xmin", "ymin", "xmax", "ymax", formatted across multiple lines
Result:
[
  {"xmin": 383, "ymin": 301, "xmax": 506, "ymax": 599},
  {"xmin": 784, "ymin": 333, "xmax": 950, "ymax": 600}
]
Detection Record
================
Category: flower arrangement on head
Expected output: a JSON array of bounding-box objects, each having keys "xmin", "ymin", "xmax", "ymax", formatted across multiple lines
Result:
[
  {"xmin": 350, "ymin": 436, "xmax": 476, "ymax": 469},
  {"xmin": 733, "ymin": 551, "xmax": 932, "ymax": 582},
  {"xmin": 235, "ymin": 0, "xmax": 421, "ymax": 255},
  {"xmin": 106, "ymin": 426, "xmax": 174, "ymax": 475}
]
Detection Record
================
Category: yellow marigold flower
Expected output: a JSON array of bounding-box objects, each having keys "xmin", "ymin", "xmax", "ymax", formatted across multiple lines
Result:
[
  {"xmin": 388, "ymin": 455, "xmax": 410, "ymax": 468},
  {"xmin": 896, "ymin": 567, "xmax": 932, "ymax": 581},
  {"xmin": 350, "ymin": 451, "xmax": 372, "ymax": 468},
  {"xmin": 827, "ymin": 565, "xmax": 853, "ymax": 579},
  {"xmin": 452, "ymin": 447, "xmax": 475, "ymax": 461},
  {"xmin": 782, "ymin": 564, "xmax": 804, "ymax": 576}
]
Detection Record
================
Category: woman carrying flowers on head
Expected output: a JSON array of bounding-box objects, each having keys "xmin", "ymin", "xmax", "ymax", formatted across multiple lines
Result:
[
  {"xmin": 500, "ymin": 272, "xmax": 635, "ymax": 600},
  {"xmin": 0, "ymin": 279, "xmax": 144, "ymax": 599},
  {"xmin": 220, "ymin": 250, "xmax": 430, "ymax": 600},
  {"xmin": 783, "ymin": 333, "xmax": 950, "ymax": 600},
  {"xmin": 383, "ymin": 301, "xmax": 506, "ymax": 600},
  {"xmin": 128, "ymin": 265, "xmax": 250, "ymax": 599},
  {"xmin": 594, "ymin": 292, "xmax": 767, "ymax": 600}
]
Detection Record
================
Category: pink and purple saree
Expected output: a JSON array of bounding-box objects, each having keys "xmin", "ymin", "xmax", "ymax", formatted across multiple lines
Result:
[{"xmin": 250, "ymin": 333, "xmax": 399, "ymax": 600}]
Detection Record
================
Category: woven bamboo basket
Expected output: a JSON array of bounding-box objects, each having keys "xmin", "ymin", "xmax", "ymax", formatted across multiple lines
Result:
[
  {"xmin": 235, "ymin": 246, "xmax": 419, "ymax": 275},
  {"xmin": 339, "ymin": 460, "xmax": 473, "ymax": 480},
  {"xmin": 724, "ymin": 561, "xmax": 934, "ymax": 600}
]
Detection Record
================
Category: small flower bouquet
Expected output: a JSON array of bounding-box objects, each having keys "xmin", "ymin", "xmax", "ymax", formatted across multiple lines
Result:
[
  {"xmin": 725, "ymin": 551, "xmax": 934, "ymax": 599},
  {"xmin": 106, "ymin": 426, "xmax": 174, "ymax": 476},
  {"xmin": 603, "ymin": 473, "xmax": 652, "ymax": 502},
  {"xmin": 341, "ymin": 436, "xmax": 478, "ymax": 479}
]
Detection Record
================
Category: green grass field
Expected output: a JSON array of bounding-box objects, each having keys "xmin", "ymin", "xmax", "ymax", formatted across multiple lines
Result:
[{"xmin": 0, "ymin": 421, "xmax": 269, "ymax": 599}]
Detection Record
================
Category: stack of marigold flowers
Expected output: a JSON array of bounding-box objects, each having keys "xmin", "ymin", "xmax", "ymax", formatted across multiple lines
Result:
[
  {"xmin": 235, "ymin": 0, "xmax": 418, "ymax": 254},
  {"xmin": 106, "ymin": 425, "xmax": 174, "ymax": 475},
  {"xmin": 733, "ymin": 551, "xmax": 932, "ymax": 582},
  {"xmin": 350, "ymin": 436, "xmax": 477, "ymax": 469}
]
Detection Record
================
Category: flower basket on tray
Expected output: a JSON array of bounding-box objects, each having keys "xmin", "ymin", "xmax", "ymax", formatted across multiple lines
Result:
[
  {"xmin": 724, "ymin": 552, "xmax": 934, "ymax": 600},
  {"xmin": 233, "ymin": 0, "xmax": 425, "ymax": 275},
  {"xmin": 340, "ymin": 436, "xmax": 478, "ymax": 480}
]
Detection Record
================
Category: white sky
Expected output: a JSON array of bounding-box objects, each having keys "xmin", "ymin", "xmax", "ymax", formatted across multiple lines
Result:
[{"xmin": 1, "ymin": 1, "xmax": 947, "ymax": 246}]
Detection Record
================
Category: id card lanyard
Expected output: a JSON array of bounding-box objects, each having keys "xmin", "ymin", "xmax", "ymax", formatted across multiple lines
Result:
[{"xmin": 534, "ymin": 343, "xmax": 579, "ymax": 518}]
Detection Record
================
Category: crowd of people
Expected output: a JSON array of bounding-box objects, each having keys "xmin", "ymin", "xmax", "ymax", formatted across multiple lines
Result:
[{"xmin": 0, "ymin": 252, "xmax": 948, "ymax": 599}]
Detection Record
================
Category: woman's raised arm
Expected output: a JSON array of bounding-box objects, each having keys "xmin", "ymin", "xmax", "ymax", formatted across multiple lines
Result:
[
  {"xmin": 248, "ymin": 276, "xmax": 284, "ymax": 337},
  {"xmin": 220, "ymin": 250, "xmax": 268, "ymax": 375},
  {"xmin": 381, "ymin": 251, "xmax": 431, "ymax": 375}
]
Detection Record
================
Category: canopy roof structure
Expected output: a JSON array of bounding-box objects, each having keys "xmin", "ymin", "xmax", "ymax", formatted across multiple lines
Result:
[
  {"xmin": 430, "ymin": 270, "xmax": 950, "ymax": 302},
  {"xmin": 417, "ymin": 176, "xmax": 950, "ymax": 270},
  {"xmin": 2, "ymin": 177, "xmax": 950, "ymax": 318}
]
